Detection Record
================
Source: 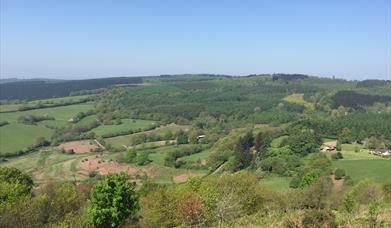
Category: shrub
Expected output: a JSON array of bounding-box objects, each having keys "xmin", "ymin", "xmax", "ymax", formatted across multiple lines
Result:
[
  {"xmin": 334, "ymin": 168, "xmax": 346, "ymax": 180},
  {"xmin": 87, "ymin": 173, "xmax": 139, "ymax": 227},
  {"xmin": 331, "ymin": 152, "xmax": 343, "ymax": 160},
  {"xmin": 302, "ymin": 209, "xmax": 336, "ymax": 228}
]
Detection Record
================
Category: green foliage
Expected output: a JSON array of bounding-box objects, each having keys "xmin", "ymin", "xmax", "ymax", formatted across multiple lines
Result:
[
  {"xmin": 124, "ymin": 149, "xmax": 137, "ymax": 163},
  {"xmin": 343, "ymin": 192, "xmax": 357, "ymax": 214},
  {"xmin": 301, "ymin": 209, "xmax": 336, "ymax": 228},
  {"xmin": 288, "ymin": 129, "xmax": 319, "ymax": 156},
  {"xmin": 331, "ymin": 151, "xmax": 343, "ymax": 160},
  {"xmin": 0, "ymin": 167, "xmax": 34, "ymax": 207},
  {"xmin": 339, "ymin": 127, "xmax": 353, "ymax": 144},
  {"xmin": 334, "ymin": 168, "xmax": 345, "ymax": 180},
  {"xmin": 300, "ymin": 170, "xmax": 319, "ymax": 188},
  {"xmin": 233, "ymin": 130, "xmax": 254, "ymax": 171},
  {"xmin": 136, "ymin": 152, "xmax": 151, "ymax": 166},
  {"xmin": 87, "ymin": 172, "xmax": 139, "ymax": 228}
]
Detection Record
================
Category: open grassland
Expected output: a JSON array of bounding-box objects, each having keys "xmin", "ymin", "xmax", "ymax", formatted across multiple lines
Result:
[
  {"xmin": 91, "ymin": 119, "xmax": 156, "ymax": 136},
  {"xmin": 0, "ymin": 103, "xmax": 94, "ymax": 123},
  {"xmin": 1, "ymin": 149, "xmax": 90, "ymax": 183},
  {"xmin": 105, "ymin": 123, "xmax": 190, "ymax": 147},
  {"xmin": 332, "ymin": 159, "xmax": 391, "ymax": 182},
  {"xmin": 0, "ymin": 123, "xmax": 53, "ymax": 154},
  {"xmin": 283, "ymin": 93, "xmax": 314, "ymax": 111}
]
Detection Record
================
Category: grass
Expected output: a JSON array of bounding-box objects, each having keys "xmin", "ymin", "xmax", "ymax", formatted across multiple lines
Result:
[
  {"xmin": 261, "ymin": 176, "xmax": 292, "ymax": 190},
  {"xmin": 329, "ymin": 143, "xmax": 391, "ymax": 183},
  {"xmin": 283, "ymin": 93, "xmax": 314, "ymax": 111},
  {"xmin": 332, "ymin": 159, "xmax": 391, "ymax": 182},
  {"xmin": 91, "ymin": 119, "xmax": 155, "ymax": 136},
  {"xmin": 105, "ymin": 124, "xmax": 189, "ymax": 147},
  {"xmin": 0, "ymin": 95, "xmax": 91, "ymax": 113},
  {"xmin": 0, "ymin": 123, "xmax": 53, "ymax": 154},
  {"xmin": 0, "ymin": 103, "xmax": 94, "ymax": 123},
  {"xmin": 1, "ymin": 149, "xmax": 89, "ymax": 183},
  {"xmin": 0, "ymin": 104, "xmax": 94, "ymax": 154}
]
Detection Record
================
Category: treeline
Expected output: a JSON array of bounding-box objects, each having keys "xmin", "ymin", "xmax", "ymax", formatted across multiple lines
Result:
[
  {"xmin": 332, "ymin": 90, "xmax": 391, "ymax": 108},
  {"xmin": 356, "ymin": 79, "xmax": 390, "ymax": 88},
  {"xmin": 272, "ymin": 73, "xmax": 309, "ymax": 81},
  {"xmin": 17, "ymin": 115, "xmax": 55, "ymax": 125},
  {"xmin": 0, "ymin": 77, "xmax": 143, "ymax": 100}
]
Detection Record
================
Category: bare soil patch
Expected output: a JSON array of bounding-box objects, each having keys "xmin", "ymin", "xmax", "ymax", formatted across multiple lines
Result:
[
  {"xmin": 79, "ymin": 155, "xmax": 141, "ymax": 175},
  {"xmin": 331, "ymin": 174, "xmax": 345, "ymax": 189},
  {"xmin": 58, "ymin": 140, "xmax": 100, "ymax": 153}
]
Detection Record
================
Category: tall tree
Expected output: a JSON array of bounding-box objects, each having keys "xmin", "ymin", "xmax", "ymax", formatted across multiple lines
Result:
[{"xmin": 87, "ymin": 172, "xmax": 139, "ymax": 228}]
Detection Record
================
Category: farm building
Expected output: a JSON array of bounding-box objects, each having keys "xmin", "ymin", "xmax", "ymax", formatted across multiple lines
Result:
[
  {"xmin": 370, "ymin": 148, "xmax": 391, "ymax": 157},
  {"xmin": 320, "ymin": 141, "xmax": 337, "ymax": 152}
]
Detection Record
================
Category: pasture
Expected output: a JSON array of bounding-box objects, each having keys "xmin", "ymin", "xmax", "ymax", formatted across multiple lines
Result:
[
  {"xmin": 0, "ymin": 103, "xmax": 94, "ymax": 123},
  {"xmin": 1, "ymin": 149, "xmax": 89, "ymax": 183},
  {"xmin": 0, "ymin": 123, "xmax": 53, "ymax": 155},
  {"xmin": 105, "ymin": 123, "xmax": 190, "ymax": 148},
  {"xmin": 91, "ymin": 119, "xmax": 155, "ymax": 136},
  {"xmin": 330, "ymin": 143, "xmax": 391, "ymax": 182}
]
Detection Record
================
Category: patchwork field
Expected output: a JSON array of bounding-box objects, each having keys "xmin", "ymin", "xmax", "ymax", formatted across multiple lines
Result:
[{"xmin": 0, "ymin": 103, "xmax": 94, "ymax": 154}]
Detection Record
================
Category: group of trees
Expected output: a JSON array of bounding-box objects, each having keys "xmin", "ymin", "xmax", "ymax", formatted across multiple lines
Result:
[
  {"xmin": 0, "ymin": 167, "xmax": 139, "ymax": 228},
  {"xmin": 17, "ymin": 114, "xmax": 55, "ymax": 125},
  {"xmin": 0, "ymin": 77, "xmax": 143, "ymax": 100}
]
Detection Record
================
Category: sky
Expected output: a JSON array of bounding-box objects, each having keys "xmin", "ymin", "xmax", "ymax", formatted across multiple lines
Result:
[{"xmin": 0, "ymin": 0, "xmax": 390, "ymax": 80}]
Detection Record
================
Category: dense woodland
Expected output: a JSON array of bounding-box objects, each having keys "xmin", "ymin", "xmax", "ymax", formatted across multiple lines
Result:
[
  {"xmin": 0, "ymin": 77, "xmax": 143, "ymax": 100},
  {"xmin": 0, "ymin": 74, "xmax": 390, "ymax": 227}
]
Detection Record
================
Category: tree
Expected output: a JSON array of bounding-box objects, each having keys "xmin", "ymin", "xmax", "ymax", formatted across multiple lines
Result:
[
  {"xmin": 339, "ymin": 127, "xmax": 353, "ymax": 144},
  {"xmin": 124, "ymin": 149, "xmax": 137, "ymax": 163},
  {"xmin": 288, "ymin": 130, "xmax": 319, "ymax": 156},
  {"xmin": 254, "ymin": 133, "xmax": 263, "ymax": 152},
  {"xmin": 0, "ymin": 167, "xmax": 34, "ymax": 207},
  {"xmin": 176, "ymin": 130, "xmax": 189, "ymax": 145},
  {"xmin": 87, "ymin": 173, "xmax": 139, "ymax": 228},
  {"xmin": 336, "ymin": 140, "xmax": 342, "ymax": 151},
  {"xmin": 233, "ymin": 130, "xmax": 254, "ymax": 170},
  {"xmin": 334, "ymin": 168, "xmax": 346, "ymax": 180}
]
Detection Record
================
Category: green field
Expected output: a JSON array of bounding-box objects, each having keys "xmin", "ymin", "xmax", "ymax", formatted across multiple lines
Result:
[
  {"xmin": 329, "ymin": 143, "xmax": 391, "ymax": 182},
  {"xmin": 105, "ymin": 124, "xmax": 189, "ymax": 147},
  {"xmin": 1, "ymin": 149, "xmax": 90, "ymax": 183},
  {"xmin": 261, "ymin": 176, "xmax": 292, "ymax": 190},
  {"xmin": 0, "ymin": 103, "xmax": 94, "ymax": 123},
  {"xmin": 0, "ymin": 95, "xmax": 91, "ymax": 113},
  {"xmin": 91, "ymin": 119, "xmax": 155, "ymax": 136},
  {"xmin": 332, "ymin": 159, "xmax": 391, "ymax": 182},
  {"xmin": 0, "ymin": 123, "xmax": 53, "ymax": 154},
  {"xmin": 0, "ymin": 104, "xmax": 94, "ymax": 154}
]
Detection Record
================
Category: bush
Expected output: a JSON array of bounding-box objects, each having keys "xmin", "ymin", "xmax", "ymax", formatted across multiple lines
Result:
[
  {"xmin": 334, "ymin": 168, "xmax": 345, "ymax": 180},
  {"xmin": 302, "ymin": 209, "xmax": 336, "ymax": 228},
  {"xmin": 87, "ymin": 173, "xmax": 139, "ymax": 227},
  {"xmin": 331, "ymin": 152, "xmax": 343, "ymax": 160},
  {"xmin": 88, "ymin": 171, "xmax": 98, "ymax": 178}
]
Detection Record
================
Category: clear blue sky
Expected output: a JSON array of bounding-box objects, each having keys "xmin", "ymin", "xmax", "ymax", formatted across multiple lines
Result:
[{"xmin": 1, "ymin": 0, "xmax": 390, "ymax": 80}]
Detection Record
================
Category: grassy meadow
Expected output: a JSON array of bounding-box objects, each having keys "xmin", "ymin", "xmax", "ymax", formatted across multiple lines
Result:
[{"xmin": 90, "ymin": 119, "xmax": 156, "ymax": 136}]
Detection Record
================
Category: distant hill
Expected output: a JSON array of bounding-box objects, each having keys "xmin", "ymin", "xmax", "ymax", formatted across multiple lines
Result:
[{"xmin": 0, "ymin": 77, "xmax": 143, "ymax": 100}]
